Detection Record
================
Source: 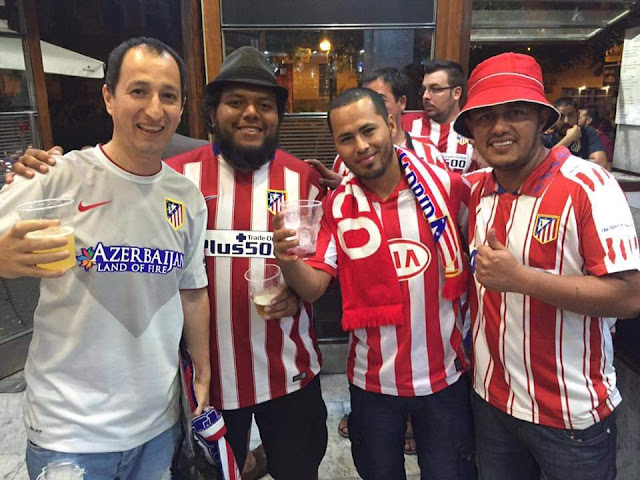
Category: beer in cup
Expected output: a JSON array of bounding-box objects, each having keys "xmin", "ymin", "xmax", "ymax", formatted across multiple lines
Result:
[
  {"xmin": 244, "ymin": 264, "xmax": 284, "ymax": 318},
  {"xmin": 282, "ymin": 199, "xmax": 322, "ymax": 257},
  {"xmin": 17, "ymin": 198, "xmax": 75, "ymax": 271}
]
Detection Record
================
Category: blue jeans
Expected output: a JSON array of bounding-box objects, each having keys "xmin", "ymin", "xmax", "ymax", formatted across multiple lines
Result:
[
  {"xmin": 26, "ymin": 422, "xmax": 181, "ymax": 480},
  {"xmin": 472, "ymin": 393, "xmax": 617, "ymax": 480},
  {"xmin": 348, "ymin": 375, "xmax": 476, "ymax": 480}
]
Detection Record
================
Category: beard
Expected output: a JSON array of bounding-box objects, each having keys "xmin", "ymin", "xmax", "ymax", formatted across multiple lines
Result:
[{"xmin": 213, "ymin": 123, "xmax": 280, "ymax": 171}]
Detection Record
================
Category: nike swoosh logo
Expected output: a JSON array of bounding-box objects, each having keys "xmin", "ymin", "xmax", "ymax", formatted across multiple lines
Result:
[
  {"xmin": 204, "ymin": 195, "xmax": 218, "ymax": 202},
  {"xmin": 78, "ymin": 201, "xmax": 112, "ymax": 212}
]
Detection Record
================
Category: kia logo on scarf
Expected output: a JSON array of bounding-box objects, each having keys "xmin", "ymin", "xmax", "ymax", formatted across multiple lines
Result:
[{"xmin": 388, "ymin": 238, "xmax": 431, "ymax": 280}]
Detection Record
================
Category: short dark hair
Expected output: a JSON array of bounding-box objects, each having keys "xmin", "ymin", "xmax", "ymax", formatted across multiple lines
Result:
[
  {"xmin": 553, "ymin": 97, "xmax": 578, "ymax": 110},
  {"xmin": 327, "ymin": 88, "xmax": 389, "ymax": 133},
  {"xmin": 104, "ymin": 37, "xmax": 186, "ymax": 101},
  {"xmin": 362, "ymin": 67, "xmax": 409, "ymax": 101},
  {"xmin": 203, "ymin": 82, "xmax": 287, "ymax": 134},
  {"xmin": 580, "ymin": 106, "xmax": 600, "ymax": 124},
  {"xmin": 423, "ymin": 60, "xmax": 467, "ymax": 93}
]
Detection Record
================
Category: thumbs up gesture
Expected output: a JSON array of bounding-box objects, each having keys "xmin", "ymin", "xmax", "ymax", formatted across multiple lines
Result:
[{"xmin": 475, "ymin": 229, "xmax": 524, "ymax": 292}]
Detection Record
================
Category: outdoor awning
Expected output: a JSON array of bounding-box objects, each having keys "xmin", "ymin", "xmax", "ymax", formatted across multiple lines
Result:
[{"xmin": 0, "ymin": 36, "xmax": 104, "ymax": 79}]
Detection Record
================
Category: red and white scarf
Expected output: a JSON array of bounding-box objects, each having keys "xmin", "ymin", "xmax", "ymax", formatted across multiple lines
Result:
[{"xmin": 324, "ymin": 147, "xmax": 468, "ymax": 331}]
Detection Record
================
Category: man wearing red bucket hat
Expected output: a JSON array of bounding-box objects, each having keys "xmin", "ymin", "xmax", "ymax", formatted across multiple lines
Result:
[{"xmin": 455, "ymin": 52, "xmax": 640, "ymax": 480}]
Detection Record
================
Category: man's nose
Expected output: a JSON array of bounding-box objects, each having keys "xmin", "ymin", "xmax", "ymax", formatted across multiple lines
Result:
[
  {"xmin": 145, "ymin": 95, "xmax": 163, "ymax": 120},
  {"xmin": 355, "ymin": 135, "xmax": 369, "ymax": 152},
  {"xmin": 242, "ymin": 102, "xmax": 259, "ymax": 118},
  {"xmin": 491, "ymin": 114, "xmax": 510, "ymax": 134}
]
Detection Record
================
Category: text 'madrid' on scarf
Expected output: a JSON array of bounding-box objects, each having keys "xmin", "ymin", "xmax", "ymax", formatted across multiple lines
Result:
[{"xmin": 322, "ymin": 147, "xmax": 469, "ymax": 331}]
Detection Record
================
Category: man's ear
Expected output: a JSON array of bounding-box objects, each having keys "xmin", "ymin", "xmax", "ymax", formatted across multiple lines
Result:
[
  {"xmin": 452, "ymin": 86, "xmax": 463, "ymax": 102},
  {"xmin": 388, "ymin": 113, "xmax": 397, "ymax": 138},
  {"xmin": 399, "ymin": 95, "xmax": 407, "ymax": 112},
  {"xmin": 102, "ymin": 84, "xmax": 113, "ymax": 116}
]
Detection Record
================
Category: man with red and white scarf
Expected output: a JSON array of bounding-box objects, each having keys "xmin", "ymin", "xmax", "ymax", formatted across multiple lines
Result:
[{"xmin": 273, "ymin": 88, "xmax": 475, "ymax": 480}]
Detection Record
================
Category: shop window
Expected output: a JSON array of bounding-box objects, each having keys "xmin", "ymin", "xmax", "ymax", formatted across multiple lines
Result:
[{"xmin": 223, "ymin": 28, "xmax": 434, "ymax": 113}]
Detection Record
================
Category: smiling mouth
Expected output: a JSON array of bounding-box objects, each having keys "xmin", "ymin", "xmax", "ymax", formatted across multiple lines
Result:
[
  {"xmin": 137, "ymin": 124, "xmax": 164, "ymax": 134},
  {"xmin": 490, "ymin": 139, "xmax": 515, "ymax": 148},
  {"xmin": 237, "ymin": 126, "xmax": 262, "ymax": 134}
]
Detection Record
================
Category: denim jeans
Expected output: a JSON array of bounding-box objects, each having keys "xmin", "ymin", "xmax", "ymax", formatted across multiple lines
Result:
[
  {"xmin": 472, "ymin": 393, "xmax": 617, "ymax": 480},
  {"xmin": 26, "ymin": 421, "xmax": 181, "ymax": 480},
  {"xmin": 348, "ymin": 375, "xmax": 476, "ymax": 480}
]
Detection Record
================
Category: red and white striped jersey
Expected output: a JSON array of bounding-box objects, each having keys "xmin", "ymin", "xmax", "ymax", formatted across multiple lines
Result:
[
  {"xmin": 309, "ymin": 152, "xmax": 471, "ymax": 396},
  {"xmin": 466, "ymin": 146, "xmax": 640, "ymax": 429},
  {"xmin": 166, "ymin": 145, "xmax": 324, "ymax": 410},
  {"xmin": 402, "ymin": 112, "xmax": 476, "ymax": 174},
  {"xmin": 332, "ymin": 132, "xmax": 447, "ymax": 176}
]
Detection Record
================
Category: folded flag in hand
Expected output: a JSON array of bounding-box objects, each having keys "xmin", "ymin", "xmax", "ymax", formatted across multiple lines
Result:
[{"xmin": 181, "ymin": 348, "xmax": 241, "ymax": 480}]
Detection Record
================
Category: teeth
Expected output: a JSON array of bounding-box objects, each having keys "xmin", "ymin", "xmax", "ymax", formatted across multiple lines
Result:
[
  {"xmin": 492, "ymin": 140, "xmax": 513, "ymax": 147},
  {"xmin": 139, "ymin": 125, "xmax": 162, "ymax": 132},
  {"xmin": 240, "ymin": 127, "xmax": 260, "ymax": 132}
]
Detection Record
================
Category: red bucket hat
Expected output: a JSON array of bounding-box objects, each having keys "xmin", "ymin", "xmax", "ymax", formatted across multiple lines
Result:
[{"xmin": 453, "ymin": 52, "xmax": 560, "ymax": 139}]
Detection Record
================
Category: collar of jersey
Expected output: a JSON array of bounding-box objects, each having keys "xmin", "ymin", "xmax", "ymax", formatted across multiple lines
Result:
[
  {"xmin": 96, "ymin": 144, "xmax": 167, "ymax": 184},
  {"xmin": 481, "ymin": 145, "xmax": 568, "ymax": 198}
]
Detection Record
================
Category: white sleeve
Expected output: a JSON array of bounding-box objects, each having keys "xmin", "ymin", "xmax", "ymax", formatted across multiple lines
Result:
[
  {"xmin": 178, "ymin": 193, "xmax": 208, "ymax": 290},
  {"xmin": 0, "ymin": 176, "xmax": 45, "ymax": 234}
]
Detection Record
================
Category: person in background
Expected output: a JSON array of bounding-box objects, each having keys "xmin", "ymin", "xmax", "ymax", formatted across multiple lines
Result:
[
  {"xmin": 541, "ymin": 97, "xmax": 607, "ymax": 169},
  {"xmin": 456, "ymin": 51, "xmax": 640, "ymax": 480},
  {"xmin": 402, "ymin": 60, "xmax": 479, "ymax": 174},
  {"xmin": 578, "ymin": 106, "xmax": 614, "ymax": 171},
  {"xmin": 0, "ymin": 37, "xmax": 210, "ymax": 479}
]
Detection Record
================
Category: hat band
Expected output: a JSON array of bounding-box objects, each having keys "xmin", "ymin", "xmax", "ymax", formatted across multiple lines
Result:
[
  {"xmin": 469, "ymin": 71, "xmax": 544, "ymax": 95},
  {"xmin": 216, "ymin": 64, "xmax": 278, "ymax": 86}
]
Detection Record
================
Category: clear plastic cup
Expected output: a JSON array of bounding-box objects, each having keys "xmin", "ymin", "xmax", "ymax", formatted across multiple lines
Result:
[
  {"xmin": 282, "ymin": 199, "xmax": 323, "ymax": 257},
  {"xmin": 244, "ymin": 264, "xmax": 284, "ymax": 318},
  {"xmin": 17, "ymin": 198, "xmax": 75, "ymax": 271}
]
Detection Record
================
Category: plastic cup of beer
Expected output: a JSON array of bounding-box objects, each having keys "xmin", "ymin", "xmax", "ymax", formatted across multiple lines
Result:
[
  {"xmin": 244, "ymin": 264, "xmax": 284, "ymax": 318},
  {"xmin": 17, "ymin": 198, "xmax": 75, "ymax": 271},
  {"xmin": 282, "ymin": 199, "xmax": 323, "ymax": 257}
]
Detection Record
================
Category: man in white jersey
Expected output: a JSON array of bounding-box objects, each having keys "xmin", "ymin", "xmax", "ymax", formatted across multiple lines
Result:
[
  {"xmin": 454, "ymin": 52, "xmax": 640, "ymax": 480},
  {"xmin": 273, "ymin": 88, "xmax": 475, "ymax": 480},
  {"xmin": 402, "ymin": 60, "xmax": 479, "ymax": 174},
  {"xmin": 0, "ymin": 37, "xmax": 210, "ymax": 479},
  {"xmin": 9, "ymin": 47, "xmax": 321, "ymax": 480}
]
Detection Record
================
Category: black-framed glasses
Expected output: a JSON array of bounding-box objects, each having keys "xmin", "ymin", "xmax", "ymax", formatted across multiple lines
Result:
[{"xmin": 419, "ymin": 85, "xmax": 458, "ymax": 96}]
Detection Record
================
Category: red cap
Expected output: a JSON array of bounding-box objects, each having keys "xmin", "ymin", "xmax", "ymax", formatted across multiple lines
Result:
[{"xmin": 453, "ymin": 52, "xmax": 560, "ymax": 139}]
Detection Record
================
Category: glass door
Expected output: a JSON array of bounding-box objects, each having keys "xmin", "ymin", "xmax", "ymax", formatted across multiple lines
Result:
[{"xmin": 0, "ymin": 0, "xmax": 41, "ymax": 380}]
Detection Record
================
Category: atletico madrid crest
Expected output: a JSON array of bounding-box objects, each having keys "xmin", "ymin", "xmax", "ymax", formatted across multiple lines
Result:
[
  {"xmin": 533, "ymin": 214, "xmax": 559, "ymax": 244},
  {"xmin": 267, "ymin": 189, "xmax": 287, "ymax": 215},
  {"xmin": 165, "ymin": 198, "xmax": 185, "ymax": 230},
  {"xmin": 457, "ymin": 134, "xmax": 469, "ymax": 146}
]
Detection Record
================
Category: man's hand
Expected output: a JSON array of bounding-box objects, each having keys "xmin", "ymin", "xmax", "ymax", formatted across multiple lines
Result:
[
  {"xmin": 6, "ymin": 146, "xmax": 63, "ymax": 184},
  {"xmin": 263, "ymin": 286, "xmax": 300, "ymax": 320},
  {"xmin": 273, "ymin": 212, "xmax": 301, "ymax": 262},
  {"xmin": 475, "ymin": 229, "xmax": 525, "ymax": 292},
  {"xmin": 563, "ymin": 125, "xmax": 582, "ymax": 145},
  {"xmin": 192, "ymin": 379, "xmax": 210, "ymax": 416},
  {"xmin": 306, "ymin": 159, "xmax": 343, "ymax": 190},
  {"xmin": 0, "ymin": 220, "xmax": 70, "ymax": 278}
]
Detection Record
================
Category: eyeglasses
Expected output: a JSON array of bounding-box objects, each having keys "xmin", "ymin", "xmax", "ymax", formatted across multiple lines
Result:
[{"xmin": 418, "ymin": 85, "xmax": 458, "ymax": 96}]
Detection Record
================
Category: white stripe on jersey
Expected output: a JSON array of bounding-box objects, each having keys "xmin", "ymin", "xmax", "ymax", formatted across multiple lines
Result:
[
  {"xmin": 216, "ymin": 160, "xmax": 240, "ymax": 408},
  {"xmin": 249, "ymin": 166, "xmax": 270, "ymax": 399},
  {"xmin": 184, "ymin": 162, "xmax": 202, "ymax": 188}
]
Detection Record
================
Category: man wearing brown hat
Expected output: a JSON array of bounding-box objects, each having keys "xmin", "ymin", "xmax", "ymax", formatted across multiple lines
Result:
[
  {"xmin": 14, "ymin": 46, "xmax": 327, "ymax": 480},
  {"xmin": 165, "ymin": 46, "xmax": 327, "ymax": 480},
  {"xmin": 455, "ymin": 52, "xmax": 640, "ymax": 480}
]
